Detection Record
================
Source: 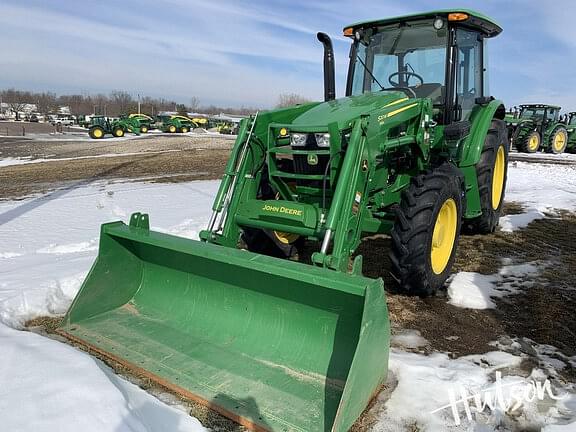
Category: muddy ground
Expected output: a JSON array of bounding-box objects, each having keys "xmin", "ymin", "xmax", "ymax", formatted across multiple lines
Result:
[
  {"xmin": 9, "ymin": 134, "xmax": 576, "ymax": 431},
  {"xmin": 0, "ymin": 134, "xmax": 233, "ymax": 199}
]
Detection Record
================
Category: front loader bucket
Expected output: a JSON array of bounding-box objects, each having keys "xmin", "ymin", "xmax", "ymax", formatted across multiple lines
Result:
[{"xmin": 58, "ymin": 214, "xmax": 390, "ymax": 432}]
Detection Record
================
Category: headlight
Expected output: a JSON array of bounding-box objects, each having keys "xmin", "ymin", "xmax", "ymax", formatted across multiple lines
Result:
[
  {"xmin": 290, "ymin": 133, "xmax": 307, "ymax": 146},
  {"xmin": 314, "ymin": 133, "xmax": 330, "ymax": 148}
]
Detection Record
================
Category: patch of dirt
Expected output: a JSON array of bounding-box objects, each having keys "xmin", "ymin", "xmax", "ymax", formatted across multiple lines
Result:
[{"xmin": 358, "ymin": 204, "xmax": 576, "ymax": 380}]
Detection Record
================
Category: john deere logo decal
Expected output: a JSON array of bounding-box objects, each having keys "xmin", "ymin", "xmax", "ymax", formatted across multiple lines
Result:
[{"xmin": 307, "ymin": 154, "xmax": 318, "ymax": 165}]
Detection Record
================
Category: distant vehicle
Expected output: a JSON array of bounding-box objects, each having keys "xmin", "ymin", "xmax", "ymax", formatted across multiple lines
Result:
[
  {"xmin": 29, "ymin": 114, "xmax": 39, "ymax": 122},
  {"xmin": 50, "ymin": 117, "xmax": 74, "ymax": 126}
]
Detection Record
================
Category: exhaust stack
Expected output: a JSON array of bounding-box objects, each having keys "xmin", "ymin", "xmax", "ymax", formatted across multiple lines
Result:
[{"xmin": 317, "ymin": 32, "xmax": 336, "ymax": 101}]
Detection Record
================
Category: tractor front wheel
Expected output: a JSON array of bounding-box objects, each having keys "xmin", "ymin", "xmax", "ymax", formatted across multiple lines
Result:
[
  {"xmin": 140, "ymin": 126, "xmax": 149, "ymax": 134},
  {"xmin": 181, "ymin": 127, "xmax": 189, "ymax": 133},
  {"xmin": 548, "ymin": 127, "xmax": 568, "ymax": 154},
  {"xmin": 465, "ymin": 119, "xmax": 508, "ymax": 234},
  {"xmin": 89, "ymin": 126, "xmax": 105, "ymax": 139},
  {"xmin": 390, "ymin": 163, "xmax": 465, "ymax": 296},
  {"xmin": 113, "ymin": 127, "xmax": 125, "ymax": 138},
  {"xmin": 168, "ymin": 125, "xmax": 177, "ymax": 133},
  {"xmin": 518, "ymin": 131, "xmax": 540, "ymax": 153}
]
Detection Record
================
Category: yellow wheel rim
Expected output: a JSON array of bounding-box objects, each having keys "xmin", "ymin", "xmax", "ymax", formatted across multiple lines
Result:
[
  {"xmin": 182, "ymin": 128, "xmax": 188, "ymax": 133},
  {"xmin": 141, "ymin": 127, "xmax": 148, "ymax": 133},
  {"xmin": 169, "ymin": 126, "xmax": 176, "ymax": 133},
  {"xmin": 93, "ymin": 129, "xmax": 103, "ymax": 138},
  {"xmin": 553, "ymin": 132, "xmax": 566, "ymax": 152},
  {"xmin": 431, "ymin": 198, "xmax": 458, "ymax": 275},
  {"xmin": 528, "ymin": 134, "xmax": 539, "ymax": 151},
  {"xmin": 274, "ymin": 231, "xmax": 299, "ymax": 245},
  {"xmin": 491, "ymin": 146, "xmax": 505, "ymax": 210}
]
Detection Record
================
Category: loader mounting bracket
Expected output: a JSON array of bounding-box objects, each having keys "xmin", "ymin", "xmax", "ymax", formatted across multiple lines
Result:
[{"xmin": 129, "ymin": 212, "xmax": 150, "ymax": 230}]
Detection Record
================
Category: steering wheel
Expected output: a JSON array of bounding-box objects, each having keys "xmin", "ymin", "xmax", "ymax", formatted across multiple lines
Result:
[{"xmin": 388, "ymin": 71, "xmax": 424, "ymax": 88}]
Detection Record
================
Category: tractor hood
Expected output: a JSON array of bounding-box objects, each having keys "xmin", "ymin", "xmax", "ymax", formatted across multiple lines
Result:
[{"xmin": 291, "ymin": 91, "xmax": 409, "ymax": 130}]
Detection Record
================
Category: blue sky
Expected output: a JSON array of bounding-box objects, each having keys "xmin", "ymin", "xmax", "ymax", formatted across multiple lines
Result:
[{"xmin": 1, "ymin": 0, "xmax": 575, "ymax": 110}]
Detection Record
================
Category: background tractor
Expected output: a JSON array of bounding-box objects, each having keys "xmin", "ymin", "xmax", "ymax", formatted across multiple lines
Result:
[
  {"xmin": 60, "ymin": 10, "xmax": 508, "ymax": 432},
  {"xmin": 157, "ymin": 114, "xmax": 196, "ymax": 133},
  {"xmin": 564, "ymin": 112, "xmax": 576, "ymax": 153},
  {"xmin": 512, "ymin": 104, "xmax": 568, "ymax": 153},
  {"xmin": 88, "ymin": 115, "xmax": 142, "ymax": 139},
  {"xmin": 128, "ymin": 113, "xmax": 155, "ymax": 132}
]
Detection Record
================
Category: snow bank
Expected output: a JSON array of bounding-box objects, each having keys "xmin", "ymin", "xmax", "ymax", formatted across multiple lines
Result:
[
  {"xmin": 0, "ymin": 323, "xmax": 206, "ymax": 432},
  {"xmin": 448, "ymin": 262, "xmax": 540, "ymax": 309},
  {"xmin": 0, "ymin": 180, "xmax": 219, "ymax": 328}
]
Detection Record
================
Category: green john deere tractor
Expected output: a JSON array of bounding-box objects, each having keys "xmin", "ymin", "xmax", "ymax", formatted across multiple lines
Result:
[
  {"xmin": 88, "ymin": 115, "xmax": 143, "ymax": 139},
  {"xmin": 128, "ymin": 113, "xmax": 155, "ymax": 132},
  {"xmin": 513, "ymin": 104, "xmax": 568, "ymax": 153},
  {"xmin": 60, "ymin": 10, "xmax": 508, "ymax": 432},
  {"xmin": 157, "ymin": 114, "xmax": 196, "ymax": 133},
  {"xmin": 564, "ymin": 112, "xmax": 576, "ymax": 153}
]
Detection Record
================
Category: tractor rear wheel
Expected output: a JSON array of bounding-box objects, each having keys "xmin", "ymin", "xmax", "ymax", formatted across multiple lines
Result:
[
  {"xmin": 168, "ymin": 125, "xmax": 177, "ymax": 133},
  {"xmin": 89, "ymin": 126, "xmax": 105, "ymax": 139},
  {"xmin": 517, "ymin": 130, "xmax": 540, "ymax": 153},
  {"xmin": 113, "ymin": 127, "xmax": 125, "ymax": 137},
  {"xmin": 465, "ymin": 119, "xmax": 508, "ymax": 234},
  {"xmin": 548, "ymin": 127, "xmax": 568, "ymax": 154},
  {"xmin": 390, "ymin": 163, "xmax": 465, "ymax": 296}
]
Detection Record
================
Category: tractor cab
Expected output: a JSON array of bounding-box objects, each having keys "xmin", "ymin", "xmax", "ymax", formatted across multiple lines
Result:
[
  {"xmin": 567, "ymin": 112, "xmax": 576, "ymax": 127},
  {"xmin": 519, "ymin": 104, "xmax": 560, "ymax": 125},
  {"xmin": 343, "ymin": 10, "xmax": 502, "ymax": 124}
]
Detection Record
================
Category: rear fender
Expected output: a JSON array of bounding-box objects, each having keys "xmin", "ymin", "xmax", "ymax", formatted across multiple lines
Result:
[{"xmin": 459, "ymin": 99, "xmax": 505, "ymax": 167}]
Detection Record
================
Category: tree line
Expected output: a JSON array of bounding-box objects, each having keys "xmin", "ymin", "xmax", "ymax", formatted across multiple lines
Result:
[{"xmin": 0, "ymin": 88, "xmax": 312, "ymax": 119}]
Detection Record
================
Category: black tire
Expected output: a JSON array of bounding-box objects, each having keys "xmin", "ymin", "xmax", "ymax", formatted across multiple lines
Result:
[
  {"xmin": 140, "ymin": 126, "xmax": 148, "ymax": 133},
  {"xmin": 113, "ymin": 127, "xmax": 125, "ymax": 137},
  {"xmin": 88, "ymin": 126, "xmax": 105, "ymax": 139},
  {"xmin": 517, "ymin": 130, "xmax": 540, "ymax": 153},
  {"xmin": 465, "ymin": 119, "xmax": 508, "ymax": 234},
  {"xmin": 390, "ymin": 163, "xmax": 465, "ymax": 296},
  {"xmin": 241, "ymin": 228, "xmax": 303, "ymax": 259},
  {"xmin": 181, "ymin": 127, "xmax": 189, "ymax": 133},
  {"xmin": 547, "ymin": 127, "xmax": 568, "ymax": 154}
]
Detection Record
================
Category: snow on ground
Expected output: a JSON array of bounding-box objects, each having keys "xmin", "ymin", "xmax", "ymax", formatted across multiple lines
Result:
[
  {"xmin": 370, "ymin": 347, "xmax": 576, "ymax": 432},
  {"xmin": 0, "ymin": 324, "xmax": 207, "ymax": 432},
  {"xmin": 0, "ymin": 160, "xmax": 575, "ymax": 430},
  {"xmin": 500, "ymin": 162, "xmax": 576, "ymax": 232},
  {"xmin": 0, "ymin": 150, "xmax": 183, "ymax": 168},
  {"xmin": 447, "ymin": 262, "xmax": 540, "ymax": 309},
  {"xmin": 0, "ymin": 180, "xmax": 219, "ymax": 431}
]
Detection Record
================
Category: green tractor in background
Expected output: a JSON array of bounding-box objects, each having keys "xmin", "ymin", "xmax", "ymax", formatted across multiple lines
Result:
[
  {"xmin": 512, "ymin": 104, "xmax": 568, "ymax": 153},
  {"xmin": 60, "ymin": 10, "xmax": 508, "ymax": 432},
  {"xmin": 563, "ymin": 112, "xmax": 576, "ymax": 153},
  {"xmin": 128, "ymin": 113, "xmax": 155, "ymax": 132},
  {"xmin": 157, "ymin": 114, "xmax": 196, "ymax": 133},
  {"xmin": 88, "ymin": 115, "xmax": 143, "ymax": 139}
]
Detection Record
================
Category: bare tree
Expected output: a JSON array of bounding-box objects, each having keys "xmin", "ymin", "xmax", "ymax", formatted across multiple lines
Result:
[
  {"xmin": 176, "ymin": 104, "xmax": 188, "ymax": 116},
  {"xmin": 110, "ymin": 90, "xmax": 135, "ymax": 116},
  {"xmin": 1, "ymin": 89, "xmax": 32, "ymax": 120},
  {"xmin": 276, "ymin": 93, "xmax": 311, "ymax": 108},
  {"xmin": 36, "ymin": 92, "xmax": 58, "ymax": 115},
  {"xmin": 189, "ymin": 96, "xmax": 200, "ymax": 112}
]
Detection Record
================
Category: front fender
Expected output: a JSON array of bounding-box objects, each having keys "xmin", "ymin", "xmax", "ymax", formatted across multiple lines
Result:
[{"xmin": 459, "ymin": 99, "xmax": 505, "ymax": 167}]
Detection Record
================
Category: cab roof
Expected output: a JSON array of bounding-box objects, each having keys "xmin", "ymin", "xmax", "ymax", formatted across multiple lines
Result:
[
  {"xmin": 345, "ymin": 9, "xmax": 502, "ymax": 38},
  {"xmin": 520, "ymin": 104, "xmax": 561, "ymax": 110}
]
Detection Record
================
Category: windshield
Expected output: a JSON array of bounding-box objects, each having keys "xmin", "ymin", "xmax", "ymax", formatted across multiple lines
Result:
[
  {"xmin": 351, "ymin": 19, "xmax": 447, "ymax": 104},
  {"xmin": 570, "ymin": 115, "xmax": 576, "ymax": 126},
  {"xmin": 519, "ymin": 107, "xmax": 544, "ymax": 119}
]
